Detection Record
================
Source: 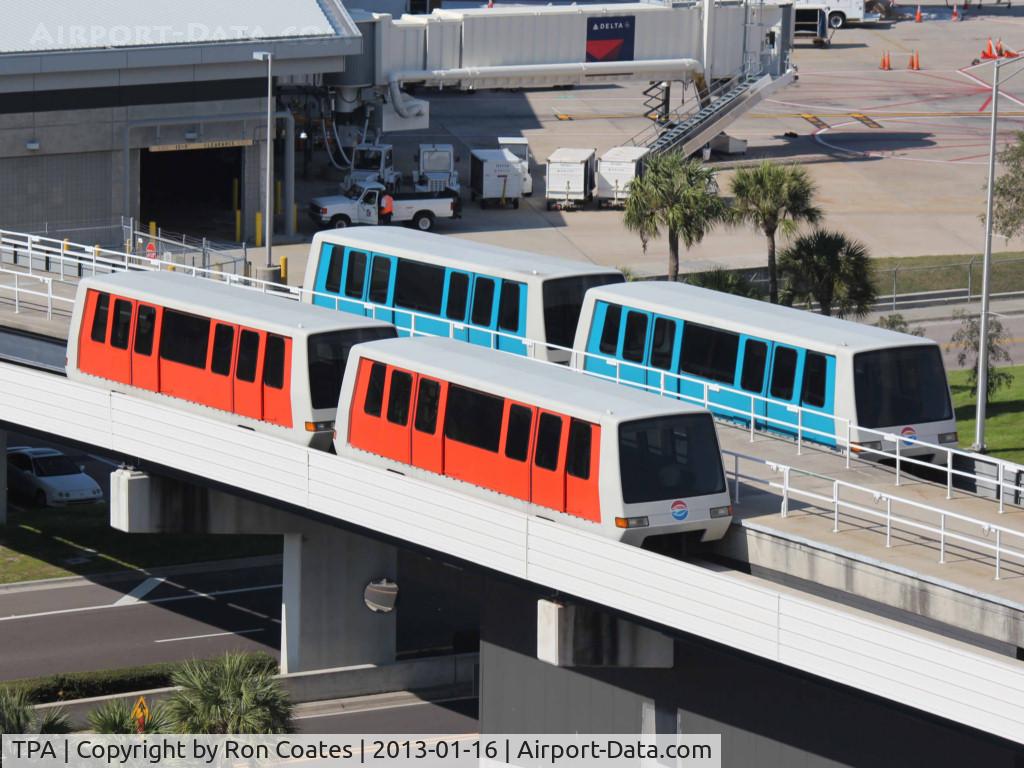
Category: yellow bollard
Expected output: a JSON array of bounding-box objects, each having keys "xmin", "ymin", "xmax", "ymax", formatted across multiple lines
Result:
[
  {"xmin": 275, "ymin": 180, "xmax": 282, "ymax": 216},
  {"xmin": 235, "ymin": 209, "xmax": 242, "ymax": 243},
  {"xmin": 255, "ymin": 212, "xmax": 263, "ymax": 248},
  {"xmin": 280, "ymin": 255, "xmax": 288, "ymax": 283},
  {"xmin": 148, "ymin": 221, "xmax": 157, "ymax": 237},
  {"xmin": 293, "ymin": 203, "xmax": 298, "ymax": 233},
  {"xmin": 232, "ymin": 178, "xmax": 240, "ymax": 211}
]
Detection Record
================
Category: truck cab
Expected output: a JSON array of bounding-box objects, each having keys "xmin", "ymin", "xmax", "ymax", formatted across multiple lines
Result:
[
  {"xmin": 345, "ymin": 143, "xmax": 401, "ymax": 192},
  {"xmin": 414, "ymin": 144, "xmax": 460, "ymax": 194}
]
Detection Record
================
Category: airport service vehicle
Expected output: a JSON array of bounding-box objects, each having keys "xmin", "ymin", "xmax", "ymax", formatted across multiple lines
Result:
[
  {"xmin": 6, "ymin": 447, "xmax": 103, "ymax": 507},
  {"xmin": 469, "ymin": 149, "xmax": 524, "ymax": 208},
  {"xmin": 573, "ymin": 282, "xmax": 957, "ymax": 460},
  {"xmin": 301, "ymin": 228, "xmax": 624, "ymax": 363},
  {"xmin": 336, "ymin": 337, "xmax": 732, "ymax": 545},
  {"xmin": 343, "ymin": 143, "xmax": 401, "ymax": 192},
  {"xmin": 413, "ymin": 144, "xmax": 460, "ymax": 194},
  {"xmin": 545, "ymin": 147, "xmax": 596, "ymax": 210},
  {"xmin": 498, "ymin": 137, "xmax": 533, "ymax": 196},
  {"xmin": 792, "ymin": 0, "xmax": 872, "ymax": 28},
  {"xmin": 67, "ymin": 271, "xmax": 395, "ymax": 449},
  {"xmin": 596, "ymin": 146, "xmax": 650, "ymax": 207},
  {"xmin": 308, "ymin": 182, "xmax": 461, "ymax": 232}
]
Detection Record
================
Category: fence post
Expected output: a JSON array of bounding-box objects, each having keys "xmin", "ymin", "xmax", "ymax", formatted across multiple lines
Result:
[
  {"xmin": 845, "ymin": 420, "xmax": 851, "ymax": 468},
  {"xmin": 749, "ymin": 399, "xmax": 755, "ymax": 442},
  {"xmin": 797, "ymin": 408, "xmax": 803, "ymax": 456},
  {"xmin": 46, "ymin": 279, "xmax": 52, "ymax": 320},
  {"xmin": 781, "ymin": 466, "xmax": 790, "ymax": 518},
  {"xmin": 27, "ymin": 237, "xmax": 33, "ymax": 276},
  {"xmin": 60, "ymin": 239, "xmax": 67, "ymax": 281}
]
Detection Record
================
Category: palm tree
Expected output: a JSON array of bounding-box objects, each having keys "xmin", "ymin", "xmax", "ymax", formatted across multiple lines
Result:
[
  {"xmin": 777, "ymin": 228, "xmax": 876, "ymax": 318},
  {"xmin": 623, "ymin": 153, "xmax": 726, "ymax": 281},
  {"xmin": 686, "ymin": 266, "xmax": 758, "ymax": 298},
  {"xmin": 165, "ymin": 653, "xmax": 292, "ymax": 734},
  {"xmin": 0, "ymin": 688, "xmax": 71, "ymax": 735},
  {"xmin": 87, "ymin": 698, "xmax": 172, "ymax": 734},
  {"xmin": 730, "ymin": 160, "xmax": 822, "ymax": 304}
]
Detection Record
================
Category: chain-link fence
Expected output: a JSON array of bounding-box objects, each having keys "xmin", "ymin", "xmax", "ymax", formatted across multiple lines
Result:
[{"xmin": 873, "ymin": 256, "xmax": 1024, "ymax": 310}]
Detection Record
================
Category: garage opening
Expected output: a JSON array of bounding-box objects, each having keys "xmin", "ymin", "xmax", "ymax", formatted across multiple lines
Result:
[{"xmin": 140, "ymin": 146, "xmax": 242, "ymax": 241}]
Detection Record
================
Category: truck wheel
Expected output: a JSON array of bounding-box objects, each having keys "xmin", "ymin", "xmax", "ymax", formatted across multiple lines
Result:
[
  {"xmin": 330, "ymin": 215, "xmax": 351, "ymax": 229},
  {"xmin": 828, "ymin": 11, "xmax": 845, "ymax": 28},
  {"xmin": 545, "ymin": 200, "xmax": 554, "ymax": 211},
  {"xmin": 412, "ymin": 212, "xmax": 435, "ymax": 231}
]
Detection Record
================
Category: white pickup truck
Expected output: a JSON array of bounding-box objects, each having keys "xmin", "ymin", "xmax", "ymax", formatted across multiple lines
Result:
[{"xmin": 308, "ymin": 182, "xmax": 461, "ymax": 232}]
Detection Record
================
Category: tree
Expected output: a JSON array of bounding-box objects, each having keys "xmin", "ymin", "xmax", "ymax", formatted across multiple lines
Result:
[
  {"xmin": 623, "ymin": 153, "xmax": 726, "ymax": 281},
  {"xmin": 875, "ymin": 313, "xmax": 924, "ymax": 336},
  {"xmin": 730, "ymin": 160, "xmax": 822, "ymax": 304},
  {"xmin": 777, "ymin": 228, "xmax": 876, "ymax": 318},
  {"xmin": 686, "ymin": 266, "xmax": 758, "ymax": 298},
  {"xmin": 87, "ymin": 698, "xmax": 172, "ymax": 734},
  {"xmin": 950, "ymin": 309, "xmax": 1014, "ymax": 402},
  {"xmin": 992, "ymin": 130, "xmax": 1024, "ymax": 240},
  {"xmin": 165, "ymin": 653, "xmax": 292, "ymax": 734},
  {"xmin": 0, "ymin": 688, "xmax": 71, "ymax": 735}
]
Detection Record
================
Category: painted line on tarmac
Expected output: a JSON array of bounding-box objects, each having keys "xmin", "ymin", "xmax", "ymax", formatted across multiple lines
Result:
[
  {"xmin": 154, "ymin": 628, "xmax": 265, "ymax": 644},
  {"xmin": 0, "ymin": 583, "xmax": 281, "ymax": 623},
  {"xmin": 113, "ymin": 576, "xmax": 166, "ymax": 606}
]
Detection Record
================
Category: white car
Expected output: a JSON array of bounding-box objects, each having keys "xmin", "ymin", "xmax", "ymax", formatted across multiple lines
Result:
[{"xmin": 6, "ymin": 447, "xmax": 104, "ymax": 507}]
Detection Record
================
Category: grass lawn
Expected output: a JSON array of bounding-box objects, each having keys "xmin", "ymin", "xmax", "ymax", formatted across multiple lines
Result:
[
  {"xmin": 871, "ymin": 251, "xmax": 1024, "ymax": 297},
  {"xmin": 948, "ymin": 365, "xmax": 1024, "ymax": 465},
  {"xmin": 0, "ymin": 503, "xmax": 280, "ymax": 585}
]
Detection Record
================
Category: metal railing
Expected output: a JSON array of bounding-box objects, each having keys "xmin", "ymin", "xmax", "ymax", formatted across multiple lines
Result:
[
  {"xmin": 0, "ymin": 267, "xmax": 68, "ymax": 320},
  {"xmin": 723, "ymin": 449, "xmax": 1024, "ymax": 581},
  {"xmin": 0, "ymin": 227, "xmax": 1021, "ymax": 514}
]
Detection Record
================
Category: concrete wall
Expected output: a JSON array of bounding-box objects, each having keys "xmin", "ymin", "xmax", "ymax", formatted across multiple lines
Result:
[{"xmin": 479, "ymin": 576, "xmax": 1023, "ymax": 768}]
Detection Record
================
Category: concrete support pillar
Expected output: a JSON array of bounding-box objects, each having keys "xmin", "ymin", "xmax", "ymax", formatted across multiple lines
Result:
[
  {"xmin": 282, "ymin": 112, "xmax": 296, "ymax": 238},
  {"xmin": 280, "ymin": 526, "xmax": 397, "ymax": 674},
  {"xmin": 0, "ymin": 428, "xmax": 7, "ymax": 526}
]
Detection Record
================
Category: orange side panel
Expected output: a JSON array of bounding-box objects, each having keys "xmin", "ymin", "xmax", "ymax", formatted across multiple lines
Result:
[
  {"xmin": 202, "ymin": 323, "xmax": 235, "ymax": 414},
  {"xmin": 233, "ymin": 328, "xmax": 265, "ymax": 422},
  {"xmin": 159, "ymin": 360, "xmax": 213, "ymax": 405},
  {"xmin": 443, "ymin": 438, "xmax": 505, "ymax": 496},
  {"xmin": 263, "ymin": 336, "xmax": 293, "ymax": 429},
  {"xmin": 77, "ymin": 290, "xmax": 111, "ymax": 379},
  {"xmin": 130, "ymin": 304, "xmax": 161, "ymax": 392},
  {"xmin": 531, "ymin": 412, "xmax": 568, "ymax": 513},
  {"xmin": 566, "ymin": 424, "xmax": 602, "ymax": 523},
  {"xmin": 491, "ymin": 400, "xmax": 533, "ymax": 501},
  {"xmin": 411, "ymin": 378, "xmax": 447, "ymax": 475},
  {"xmin": 349, "ymin": 359, "xmax": 407, "ymax": 461}
]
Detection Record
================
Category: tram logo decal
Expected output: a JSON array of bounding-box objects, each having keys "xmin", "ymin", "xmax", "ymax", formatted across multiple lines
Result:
[
  {"xmin": 900, "ymin": 426, "xmax": 917, "ymax": 447},
  {"xmin": 586, "ymin": 15, "xmax": 635, "ymax": 62},
  {"xmin": 670, "ymin": 500, "xmax": 688, "ymax": 521}
]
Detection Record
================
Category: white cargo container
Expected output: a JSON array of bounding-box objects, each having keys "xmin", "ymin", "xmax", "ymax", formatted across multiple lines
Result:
[
  {"xmin": 596, "ymin": 146, "xmax": 650, "ymax": 207},
  {"xmin": 469, "ymin": 149, "xmax": 523, "ymax": 209},
  {"xmin": 498, "ymin": 137, "xmax": 533, "ymax": 196},
  {"xmin": 545, "ymin": 147, "xmax": 597, "ymax": 210}
]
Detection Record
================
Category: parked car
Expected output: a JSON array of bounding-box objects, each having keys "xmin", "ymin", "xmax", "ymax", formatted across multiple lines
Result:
[{"xmin": 6, "ymin": 447, "xmax": 103, "ymax": 507}]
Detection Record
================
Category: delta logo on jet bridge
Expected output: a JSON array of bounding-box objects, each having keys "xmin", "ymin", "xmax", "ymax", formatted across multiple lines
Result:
[{"xmin": 586, "ymin": 15, "xmax": 635, "ymax": 63}]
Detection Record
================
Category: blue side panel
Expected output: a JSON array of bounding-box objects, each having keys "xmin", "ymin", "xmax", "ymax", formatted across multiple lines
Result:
[
  {"xmin": 718, "ymin": 334, "xmax": 769, "ymax": 425},
  {"xmin": 583, "ymin": 302, "xmax": 620, "ymax": 380},
  {"xmin": 764, "ymin": 344, "xmax": 804, "ymax": 436},
  {"xmin": 311, "ymin": 244, "xmax": 339, "ymax": 310},
  {"xmin": 618, "ymin": 308, "xmax": 651, "ymax": 388},
  {"xmin": 495, "ymin": 282, "xmax": 528, "ymax": 356},
  {"xmin": 799, "ymin": 355, "xmax": 837, "ymax": 447}
]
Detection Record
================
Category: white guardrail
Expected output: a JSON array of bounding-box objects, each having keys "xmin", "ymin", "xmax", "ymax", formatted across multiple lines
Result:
[{"xmin": 1, "ymin": 228, "xmax": 1022, "ymax": 516}]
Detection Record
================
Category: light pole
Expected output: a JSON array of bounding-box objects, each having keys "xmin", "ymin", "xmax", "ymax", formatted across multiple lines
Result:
[{"xmin": 253, "ymin": 51, "xmax": 274, "ymax": 268}]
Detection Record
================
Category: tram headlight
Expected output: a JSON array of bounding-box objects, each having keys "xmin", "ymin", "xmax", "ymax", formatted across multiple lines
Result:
[
  {"xmin": 851, "ymin": 441, "xmax": 882, "ymax": 454},
  {"xmin": 305, "ymin": 420, "xmax": 335, "ymax": 432},
  {"xmin": 615, "ymin": 516, "xmax": 649, "ymax": 529},
  {"xmin": 939, "ymin": 432, "xmax": 959, "ymax": 444},
  {"xmin": 710, "ymin": 505, "xmax": 732, "ymax": 518}
]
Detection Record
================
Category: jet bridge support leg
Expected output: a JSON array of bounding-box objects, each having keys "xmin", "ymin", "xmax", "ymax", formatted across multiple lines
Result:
[{"xmin": 110, "ymin": 468, "xmax": 397, "ymax": 674}]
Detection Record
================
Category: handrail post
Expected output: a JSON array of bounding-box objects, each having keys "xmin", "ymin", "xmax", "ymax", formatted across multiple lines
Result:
[
  {"xmin": 845, "ymin": 420, "xmax": 851, "ymax": 468},
  {"xmin": 939, "ymin": 515, "xmax": 945, "ymax": 564},
  {"xmin": 46, "ymin": 279, "xmax": 52, "ymax": 320},
  {"xmin": 832, "ymin": 480, "xmax": 839, "ymax": 533},
  {"xmin": 27, "ymin": 237, "xmax": 33, "ymax": 276},
  {"xmin": 781, "ymin": 466, "xmax": 790, "ymax": 518},
  {"xmin": 895, "ymin": 437, "xmax": 902, "ymax": 487},
  {"xmin": 946, "ymin": 449, "xmax": 953, "ymax": 499},
  {"xmin": 797, "ymin": 407, "xmax": 803, "ymax": 456},
  {"xmin": 995, "ymin": 530, "xmax": 1001, "ymax": 580},
  {"xmin": 998, "ymin": 462, "xmax": 1005, "ymax": 513},
  {"xmin": 749, "ymin": 398, "xmax": 755, "ymax": 442},
  {"xmin": 13, "ymin": 273, "xmax": 19, "ymax": 313},
  {"xmin": 733, "ymin": 453, "xmax": 740, "ymax": 502},
  {"xmin": 885, "ymin": 498, "xmax": 892, "ymax": 548}
]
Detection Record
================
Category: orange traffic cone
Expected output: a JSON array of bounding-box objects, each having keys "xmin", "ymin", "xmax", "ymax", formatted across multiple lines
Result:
[
  {"xmin": 909, "ymin": 50, "xmax": 921, "ymax": 70},
  {"xmin": 915, "ymin": 5, "xmax": 922, "ymax": 22},
  {"xmin": 951, "ymin": 4, "xmax": 959, "ymax": 20},
  {"xmin": 880, "ymin": 51, "xmax": 891, "ymax": 70},
  {"xmin": 1004, "ymin": 46, "xmax": 1020, "ymax": 59},
  {"xmin": 981, "ymin": 38, "xmax": 998, "ymax": 59}
]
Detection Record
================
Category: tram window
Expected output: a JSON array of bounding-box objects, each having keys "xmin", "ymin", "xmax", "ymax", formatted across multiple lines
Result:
[
  {"xmin": 414, "ymin": 379, "xmax": 441, "ymax": 434},
  {"xmin": 505, "ymin": 405, "xmax": 532, "ymax": 462},
  {"xmin": 444, "ymin": 384, "xmax": 503, "ymax": 452},
  {"xmin": 387, "ymin": 370, "xmax": 413, "ymax": 425},
  {"xmin": 211, "ymin": 324, "xmax": 234, "ymax": 376},
  {"xmin": 445, "ymin": 273, "xmax": 469, "ymax": 321},
  {"xmin": 236, "ymin": 331, "xmax": 260, "ymax": 383},
  {"xmin": 679, "ymin": 323, "xmax": 739, "ymax": 384},
  {"xmin": 368, "ymin": 258, "xmax": 392, "ymax": 303},
  {"xmin": 740, "ymin": 340, "xmax": 767, "ymax": 393},
  {"xmin": 802, "ymin": 352, "xmax": 828, "ymax": 408},
  {"xmin": 324, "ymin": 246, "xmax": 344, "ymax": 294},
  {"xmin": 364, "ymin": 362, "xmax": 386, "ymax": 416},
  {"xmin": 263, "ymin": 335, "xmax": 286, "ymax": 389},
  {"xmin": 394, "ymin": 259, "xmax": 445, "ymax": 314},
  {"xmin": 344, "ymin": 251, "xmax": 368, "ymax": 298},
  {"xmin": 622, "ymin": 312, "xmax": 648, "ymax": 363},
  {"xmin": 134, "ymin": 305, "xmax": 156, "ymax": 356},
  {"xmin": 535, "ymin": 414, "xmax": 563, "ymax": 471},
  {"xmin": 471, "ymin": 278, "xmax": 496, "ymax": 326},
  {"xmin": 770, "ymin": 347, "xmax": 798, "ymax": 400},
  {"xmin": 110, "ymin": 299, "xmax": 133, "ymax": 350},
  {"xmin": 566, "ymin": 420, "xmax": 592, "ymax": 480},
  {"xmin": 650, "ymin": 318, "xmax": 676, "ymax": 370},
  {"xmin": 160, "ymin": 310, "xmax": 210, "ymax": 369},
  {"xmin": 599, "ymin": 304, "xmax": 622, "ymax": 355},
  {"xmin": 498, "ymin": 281, "xmax": 522, "ymax": 332},
  {"xmin": 90, "ymin": 293, "xmax": 110, "ymax": 343}
]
